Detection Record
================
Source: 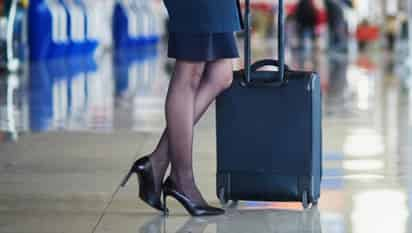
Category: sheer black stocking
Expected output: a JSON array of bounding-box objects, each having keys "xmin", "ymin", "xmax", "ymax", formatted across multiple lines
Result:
[{"xmin": 150, "ymin": 59, "xmax": 234, "ymax": 205}]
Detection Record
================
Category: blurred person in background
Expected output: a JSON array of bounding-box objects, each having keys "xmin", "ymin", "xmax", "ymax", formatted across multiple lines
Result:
[
  {"xmin": 384, "ymin": 15, "xmax": 400, "ymax": 52},
  {"xmin": 399, "ymin": 14, "xmax": 409, "ymax": 41},
  {"xmin": 324, "ymin": 0, "xmax": 348, "ymax": 53},
  {"xmin": 295, "ymin": 0, "xmax": 317, "ymax": 50},
  {"xmin": 356, "ymin": 19, "xmax": 379, "ymax": 52},
  {"xmin": 341, "ymin": 0, "xmax": 352, "ymax": 8}
]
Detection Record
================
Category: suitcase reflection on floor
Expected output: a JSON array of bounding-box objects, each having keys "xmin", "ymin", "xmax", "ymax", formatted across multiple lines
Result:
[
  {"xmin": 137, "ymin": 207, "xmax": 322, "ymax": 233},
  {"xmin": 240, "ymin": 201, "xmax": 308, "ymax": 211}
]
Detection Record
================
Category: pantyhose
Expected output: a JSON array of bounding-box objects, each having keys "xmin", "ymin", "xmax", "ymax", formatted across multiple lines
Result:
[{"xmin": 149, "ymin": 59, "xmax": 233, "ymax": 205}]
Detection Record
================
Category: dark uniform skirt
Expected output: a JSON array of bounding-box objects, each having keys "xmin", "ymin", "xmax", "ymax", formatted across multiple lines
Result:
[{"xmin": 167, "ymin": 32, "xmax": 239, "ymax": 61}]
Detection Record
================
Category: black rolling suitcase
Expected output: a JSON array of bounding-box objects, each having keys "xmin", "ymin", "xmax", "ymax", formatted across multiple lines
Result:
[{"xmin": 216, "ymin": 0, "xmax": 322, "ymax": 209}]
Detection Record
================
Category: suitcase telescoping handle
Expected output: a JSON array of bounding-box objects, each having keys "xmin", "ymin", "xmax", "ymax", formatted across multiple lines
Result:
[{"xmin": 243, "ymin": 0, "xmax": 286, "ymax": 87}]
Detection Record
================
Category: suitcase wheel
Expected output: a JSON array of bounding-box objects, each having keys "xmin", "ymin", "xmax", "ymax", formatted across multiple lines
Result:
[
  {"xmin": 218, "ymin": 187, "xmax": 239, "ymax": 207},
  {"xmin": 218, "ymin": 187, "xmax": 229, "ymax": 205},
  {"xmin": 228, "ymin": 200, "xmax": 239, "ymax": 208},
  {"xmin": 302, "ymin": 191, "xmax": 309, "ymax": 209}
]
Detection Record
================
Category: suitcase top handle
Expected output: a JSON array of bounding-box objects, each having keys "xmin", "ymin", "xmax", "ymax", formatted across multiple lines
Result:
[
  {"xmin": 243, "ymin": 0, "xmax": 286, "ymax": 85},
  {"xmin": 250, "ymin": 59, "xmax": 290, "ymax": 72}
]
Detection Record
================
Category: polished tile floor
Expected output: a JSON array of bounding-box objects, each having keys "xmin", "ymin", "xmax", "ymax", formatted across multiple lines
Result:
[{"xmin": 0, "ymin": 41, "xmax": 412, "ymax": 233}]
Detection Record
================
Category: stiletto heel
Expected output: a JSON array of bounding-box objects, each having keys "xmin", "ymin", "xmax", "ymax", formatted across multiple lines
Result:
[
  {"xmin": 162, "ymin": 178, "xmax": 225, "ymax": 217},
  {"xmin": 121, "ymin": 168, "xmax": 134, "ymax": 187},
  {"xmin": 162, "ymin": 194, "xmax": 169, "ymax": 216},
  {"xmin": 121, "ymin": 156, "xmax": 164, "ymax": 211}
]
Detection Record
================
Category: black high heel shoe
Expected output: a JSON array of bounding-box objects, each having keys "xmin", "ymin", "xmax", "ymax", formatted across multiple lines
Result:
[
  {"xmin": 121, "ymin": 156, "xmax": 164, "ymax": 211},
  {"xmin": 162, "ymin": 178, "xmax": 225, "ymax": 217}
]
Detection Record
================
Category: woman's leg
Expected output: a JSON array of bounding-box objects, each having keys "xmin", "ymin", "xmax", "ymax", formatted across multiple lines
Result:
[
  {"xmin": 163, "ymin": 60, "xmax": 206, "ymax": 203},
  {"xmin": 150, "ymin": 59, "xmax": 233, "ymax": 204}
]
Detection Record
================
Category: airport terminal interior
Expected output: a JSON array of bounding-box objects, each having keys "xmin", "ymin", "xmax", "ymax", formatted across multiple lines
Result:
[{"xmin": 1, "ymin": 0, "xmax": 412, "ymax": 232}]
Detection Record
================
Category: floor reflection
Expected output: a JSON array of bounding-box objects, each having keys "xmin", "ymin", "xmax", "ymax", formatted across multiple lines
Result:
[
  {"xmin": 352, "ymin": 189, "xmax": 408, "ymax": 233},
  {"xmin": 0, "ymin": 71, "xmax": 27, "ymax": 142},
  {"xmin": 112, "ymin": 46, "xmax": 169, "ymax": 132},
  {"xmin": 1, "ymin": 44, "xmax": 410, "ymax": 138},
  {"xmin": 0, "ymin": 44, "xmax": 170, "ymax": 140},
  {"xmin": 137, "ymin": 207, "xmax": 322, "ymax": 233},
  {"xmin": 28, "ymin": 55, "xmax": 114, "ymax": 133}
]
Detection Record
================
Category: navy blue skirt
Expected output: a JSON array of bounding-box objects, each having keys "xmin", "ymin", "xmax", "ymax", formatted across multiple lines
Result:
[{"xmin": 167, "ymin": 32, "xmax": 239, "ymax": 61}]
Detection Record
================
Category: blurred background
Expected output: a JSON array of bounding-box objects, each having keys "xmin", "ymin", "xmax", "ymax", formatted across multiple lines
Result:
[
  {"xmin": 0, "ymin": 0, "xmax": 411, "ymax": 138},
  {"xmin": 1, "ymin": 1, "xmax": 412, "ymax": 233}
]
